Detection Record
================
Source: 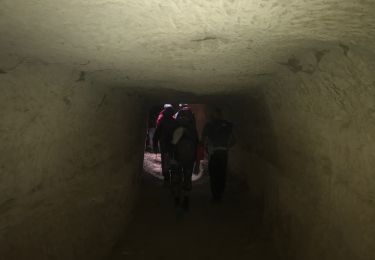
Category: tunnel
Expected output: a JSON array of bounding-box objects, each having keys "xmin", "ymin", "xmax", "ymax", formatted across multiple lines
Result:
[{"xmin": 0, "ymin": 1, "xmax": 374, "ymax": 259}]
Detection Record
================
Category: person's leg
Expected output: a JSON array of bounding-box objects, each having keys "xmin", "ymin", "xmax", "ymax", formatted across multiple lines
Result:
[
  {"xmin": 182, "ymin": 163, "xmax": 193, "ymax": 210},
  {"xmin": 182, "ymin": 165, "xmax": 193, "ymax": 193},
  {"xmin": 209, "ymin": 152, "xmax": 221, "ymax": 200},
  {"xmin": 209, "ymin": 151, "xmax": 229, "ymax": 200},
  {"xmin": 149, "ymin": 128, "xmax": 155, "ymax": 150},
  {"xmin": 216, "ymin": 151, "xmax": 228, "ymax": 198},
  {"xmin": 161, "ymin": 152, "xmax": 170, "ymax": 182},
  {"xmin": 171, "ymin": 165, "xmax": 182, "ymax": 206}
]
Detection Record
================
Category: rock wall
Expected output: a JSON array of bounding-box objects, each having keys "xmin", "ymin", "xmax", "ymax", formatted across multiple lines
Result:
[
  {"xmin": 0, "ymin": 63, "xmax": 146, "ymax": 259},
  {"xmin": 229, "ymin": 45, "xmax": 375, "ymax": 260}
]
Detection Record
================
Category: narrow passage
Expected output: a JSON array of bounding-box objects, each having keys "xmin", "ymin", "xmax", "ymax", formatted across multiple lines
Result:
[{"xmin": 111, "ymin": 154, "xmax": 277, "ymax": 260}]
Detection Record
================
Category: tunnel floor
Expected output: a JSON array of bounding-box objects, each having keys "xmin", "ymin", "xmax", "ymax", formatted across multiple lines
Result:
[{"xmin": 110, "ymin": 162, "xmax": 277, "ymax": 260}]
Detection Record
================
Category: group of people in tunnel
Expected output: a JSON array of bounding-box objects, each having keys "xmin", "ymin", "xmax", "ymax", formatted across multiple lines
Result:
[{"xmin": 152, "ymin": 103, "xmax": 235, "ymax": 211}]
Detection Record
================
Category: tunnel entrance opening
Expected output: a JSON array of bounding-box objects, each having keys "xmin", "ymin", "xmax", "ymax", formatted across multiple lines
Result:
[
  {"xmin": 111, "ymin": 100, "xmax": 280, "ymax": 260},
  {"xmin": 143, "ymin": 103, "xmax": 207, "ymax": 183}
]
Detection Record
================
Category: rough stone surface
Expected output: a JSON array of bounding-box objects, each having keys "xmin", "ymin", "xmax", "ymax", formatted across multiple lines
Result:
[
  {"xmin": 0, "ymin": 63, "xmax": 146, "ymax": 260},
  {"xmin": 229, "ymin": 46, "xmax": 375, "ymax": 260},
  {"xmin": 0, "ymin": 0, "xmax": 374, "ymax": 92}
]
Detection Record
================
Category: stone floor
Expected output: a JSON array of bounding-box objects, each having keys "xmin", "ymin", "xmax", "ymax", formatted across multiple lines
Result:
[{"xmin": 110, "ymin": 153, "xmax": 278, "ymax": 260}]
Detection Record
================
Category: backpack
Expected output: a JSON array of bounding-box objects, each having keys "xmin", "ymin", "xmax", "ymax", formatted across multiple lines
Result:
[
  {"xmin": 171, "ymin": 109, "xmax": 197, "ymax": 165},
  {"xmin": 175, "ymin": 107, "xmax": 195, "ymax": 128}
]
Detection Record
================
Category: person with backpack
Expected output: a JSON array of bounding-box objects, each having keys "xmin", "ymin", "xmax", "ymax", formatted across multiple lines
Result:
[
  {"xmin": 174, "ymin": 103, "xmax": 189, "ymax": 118},
  {"xmin": 153, "ymin": 105, "xmax": 177, "ymax": 185},
  {"xmin": 170, "ymin": 106, "xmax": 199, "ymax": 210},
  {"xmin": 202, "ymin": 108, "xmax": 235, "ymax": 202}
]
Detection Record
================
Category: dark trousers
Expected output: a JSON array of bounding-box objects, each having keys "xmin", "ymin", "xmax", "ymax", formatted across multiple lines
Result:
[
  {"xmin": 171, "ymin": 163, "xmax": 193, "ymax": 199},
  {"xmin": 161, "ymin": 152, "xmax": 170, "ymax": 180},
  {"xmin": 208, "ymin": 150, "xmax": 228, "ymax": 199}
]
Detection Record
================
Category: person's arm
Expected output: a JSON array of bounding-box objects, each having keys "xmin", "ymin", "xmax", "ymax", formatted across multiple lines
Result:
[{"xmin": 153, "ymin": 124, "xmax": 161, "ymax": 153}]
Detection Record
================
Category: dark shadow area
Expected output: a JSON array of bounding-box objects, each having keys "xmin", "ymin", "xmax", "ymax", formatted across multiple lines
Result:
[
  {"xmin": 110, "ymin": 161, "xmax": 278, "ymax": 260},
  {"xmin": 109, "ymin": 93, "xmax": 280, "ymax": 260}
]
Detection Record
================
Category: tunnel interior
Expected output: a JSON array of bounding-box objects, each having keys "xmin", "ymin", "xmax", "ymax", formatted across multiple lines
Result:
[{"xmin": 1, "ymin": 1, "xmax": 375, "ymax": 260}]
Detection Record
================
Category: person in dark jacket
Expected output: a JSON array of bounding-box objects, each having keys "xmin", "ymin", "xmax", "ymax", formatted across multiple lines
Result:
[
  {"xmin": 153, "ymin": 105, "xmax": 177, "ymax": 184},
  {"xmin": 170, "ymin": 106, "xmax": 199, "ymax": 210},
  {"xmin": 202, "ymin": 108, "xmax": 235, "ymax": 201}
]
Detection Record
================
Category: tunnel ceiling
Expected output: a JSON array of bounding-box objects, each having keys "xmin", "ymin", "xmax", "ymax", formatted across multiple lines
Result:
[{"xmin": 1, "ymin": 0, "xmax": 374, "ymax": 93}]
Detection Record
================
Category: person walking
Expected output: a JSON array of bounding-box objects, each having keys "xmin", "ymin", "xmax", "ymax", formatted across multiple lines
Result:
[
  {"xmin": 153, "ymin": 105, "xmax": 177, "ymax": 184},
  {"xmin": 202, "ymin": 108, "xmax": 235, "ymax": 202},
  {"xmin": 170, "ymin": 106, "xmax": 199, "ymax": 210}
]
